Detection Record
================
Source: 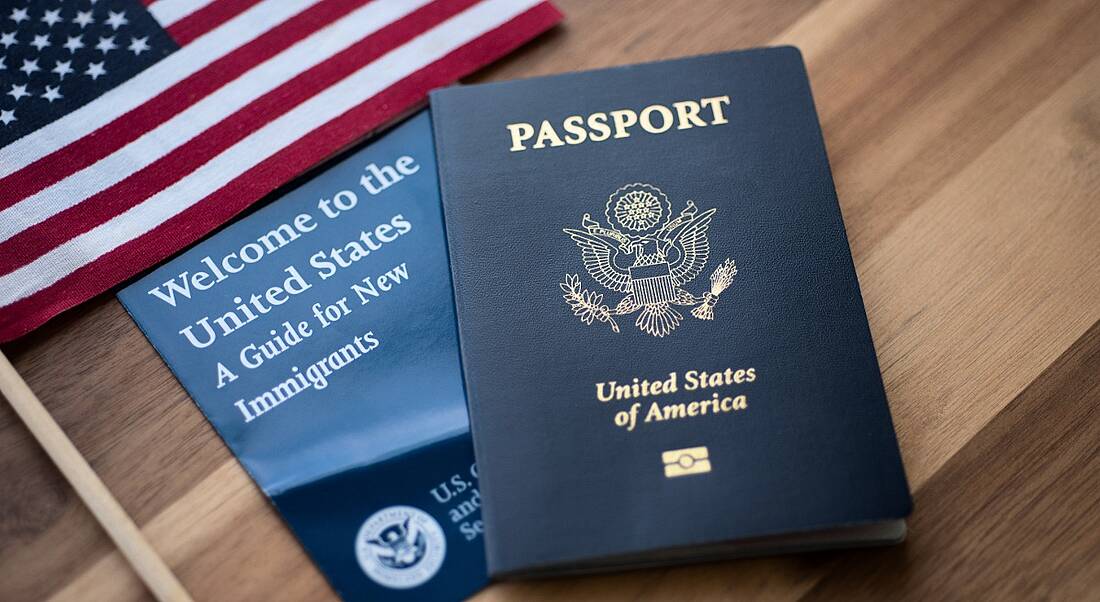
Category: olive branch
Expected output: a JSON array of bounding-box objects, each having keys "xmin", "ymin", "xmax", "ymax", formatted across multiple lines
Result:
[{"xmin": 560, "ymin": 274, "xmax": 620, "ymax": 333}]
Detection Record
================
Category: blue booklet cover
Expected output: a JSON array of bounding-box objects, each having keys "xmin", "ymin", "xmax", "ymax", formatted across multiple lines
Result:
[
  {"xmin": 119, "ymin": 113, "xmax": 486, "ymax": 600},
  {"xmin": 431, "ymin": 47, "xmax": 912, "ymax": 576}
]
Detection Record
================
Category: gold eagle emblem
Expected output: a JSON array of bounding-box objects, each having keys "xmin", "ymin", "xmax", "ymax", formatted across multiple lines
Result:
[{"xmin": 561, "ymin": 183, "xmax": 738, "ymax": 337}]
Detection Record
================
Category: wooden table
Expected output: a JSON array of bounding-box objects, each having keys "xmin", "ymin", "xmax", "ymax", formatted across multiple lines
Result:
[{"xmin": 4, "ymin": 0, "xmax": 1100, "ymax": 599}]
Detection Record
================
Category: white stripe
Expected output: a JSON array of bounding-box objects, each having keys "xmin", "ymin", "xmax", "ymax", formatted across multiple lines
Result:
[
  {"xmin": 0, "ymin": 0, "xmax": 322, "ymax": 178},
  {"xmin": 0, "ymin": 0, "xmax": 433, "ymax": 243},
  {"xmin": 0, "ymin": 0, "xmax": 542, "ymax": 306},
  {"xmin": 148, "ymin": 0, "xmax": 219, "ymax": 28}
]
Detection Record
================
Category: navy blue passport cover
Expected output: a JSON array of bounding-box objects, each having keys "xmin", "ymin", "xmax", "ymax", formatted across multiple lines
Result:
[{"xmin": 430, "ymin": 47, "xmax": 912, "ymax": 576}]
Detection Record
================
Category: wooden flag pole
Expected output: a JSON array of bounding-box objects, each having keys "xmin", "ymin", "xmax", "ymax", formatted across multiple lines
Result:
[{"xmin": 0, "ymin": 350, "xmax": 192, "ymax": 602}]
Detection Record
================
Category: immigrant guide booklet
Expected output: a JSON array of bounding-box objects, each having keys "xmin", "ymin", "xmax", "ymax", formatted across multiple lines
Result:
[
  {"xmin": 119, "ymin": 113, "xmax": 486, "ymax": 600},
  {"xmin": 431, "ymin": 48, "xmax": 913, "ymax": 577}
]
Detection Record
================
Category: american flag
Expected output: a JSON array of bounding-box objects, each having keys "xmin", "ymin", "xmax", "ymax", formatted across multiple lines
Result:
[{"xmin": 0, "ymin": 0, "xmax": 561, "ymax": 341}]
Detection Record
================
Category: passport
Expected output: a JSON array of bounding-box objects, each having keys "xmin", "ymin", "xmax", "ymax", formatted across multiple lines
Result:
[
  {"xmin": 430, "ymin": 47, "xmax": 913, "ymax": 577},
  {"xmin": 119, "ymin": 113, "xmax": 487, "ymax": 600}
]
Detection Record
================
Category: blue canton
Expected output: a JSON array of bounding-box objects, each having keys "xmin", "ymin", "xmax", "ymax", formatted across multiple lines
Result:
[{"xmin": 0, "ymin": 0, "xmax": 178, "ymax": 147}]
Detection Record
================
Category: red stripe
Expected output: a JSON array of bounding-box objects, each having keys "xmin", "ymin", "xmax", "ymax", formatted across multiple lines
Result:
[
  {"xmin": 0, "ymin": 2, "xmax": 561, "ymax": 342},
  {"xmin": 167, "ymin": 0, "xmax": 266, "ymax": 46},
  {"xmin": 0, "ymin": 0, "xmax": 367, "ymax": 209},
  {"xmin": 0, "ymin": 0, "xmax": 480, "ymax": 276}
]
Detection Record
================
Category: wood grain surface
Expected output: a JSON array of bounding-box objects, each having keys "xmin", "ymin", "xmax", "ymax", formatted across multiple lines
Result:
[{"xmin": 3, "ymin": 0, "xmax": 1100, "ymax": 600}]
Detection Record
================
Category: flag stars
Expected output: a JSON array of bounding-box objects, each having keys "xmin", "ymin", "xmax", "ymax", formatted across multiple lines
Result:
[
  {"xmin": 9, "ymin": 7, "xmax": 29, "ymax": 25},
  {"xmin": 52, "ymin": 59, "xmax": 73, "ymax": 80},
  {"xmin": 63, "ymin": 35, "xmax": 84, "ymax": 53},
  {"xmin": 8, "ymin": 83, "xmax": 29, "ymax": 101},
  {"xmin": 19, "ymin": 57, "xmax": 40, "ymax": 76},
  {"xmin": 41, "ymin": 85, "xmax": 62, "ymax": 103},
  {"xmin": 30, "ymin": 34, "xmax": 50, "ymax": 51},
  {"xmin": 85, "ymin": 61, "xmax": 106, "ymax": 80},
  {"xmin": 105, "ymin": 11, "xmax": 128, "ymax": 31},
  {"xmin": 73, "ymin": 10, "xmax": 94, "ymax": 28},
  {"xmin": 128, "ymin": 36, "xmax": 149, "ymax": 56},
  {"xmin": 0, "ymin": 31, "xmax": 17, "ymax": 49},
  {"xmin": 0, "ymin": 109, "xmax": 14, "ymax": 126},
  {"xmin": 42, "ymin": 9, "xmax": 63, "ymax": 27},
  {"xmin": 95, "ymin": 36, "xmax": 117, "ymax": 54}
]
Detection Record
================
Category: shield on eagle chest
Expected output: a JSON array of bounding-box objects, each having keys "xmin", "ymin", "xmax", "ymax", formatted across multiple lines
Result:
[{"xmin": 629, "ymin": 262, "xmax": 677, "ymax": 305}]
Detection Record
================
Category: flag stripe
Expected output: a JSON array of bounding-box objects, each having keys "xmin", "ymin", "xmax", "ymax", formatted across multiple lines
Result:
[
  {"xmin": 0, "ymin": 0, "xmax": 323, "ymax": 180},
  {"xmin": 0, "ymin": 0, "xmax": 482, "ymax": 273},
  {"xmin": 0, "ymin": 0, "xmax": 433, "ymax": 244},
  {"xmin": 0, "ymin": 1, "xmax": 561, "ymax": 342},
  {"xmin": 0, "ymin": 0, "xmax": 552, "ymax": 314},
  {"xmin": 167, "ymin": 0, "xmax": 269, "ymax": 46},
  {"xmin": 147, "ymin": 0, "xmax": 219, "ymax": 28},
  {"xmin": 0, "ymin": 0, "xmax": 359, "ymax": 207}
]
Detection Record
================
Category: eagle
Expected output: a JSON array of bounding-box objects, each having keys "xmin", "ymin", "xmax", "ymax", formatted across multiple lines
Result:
[
  {"xmin": 367, "ymin": 518, "xmax": 426, "ymax": 569},
  {"xmin": 563, "ymin": 208, "xmax": 715, "ymax": 337}
]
